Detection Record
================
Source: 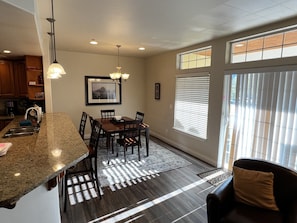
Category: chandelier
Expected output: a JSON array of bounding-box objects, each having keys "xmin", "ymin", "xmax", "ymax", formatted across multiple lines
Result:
[
  {"xmin": 46, "ymin": 0, "xmax": 66, "ymax": 79},
  {"xmin": 109, "ymin": 45, "xmax": 130, "ymax": 82}
]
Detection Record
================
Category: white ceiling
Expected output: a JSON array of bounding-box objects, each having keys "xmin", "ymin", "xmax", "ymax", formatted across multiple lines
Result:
[{"xmin": 1, "ymin": 0, "xmax": 297, "ymax": 59}]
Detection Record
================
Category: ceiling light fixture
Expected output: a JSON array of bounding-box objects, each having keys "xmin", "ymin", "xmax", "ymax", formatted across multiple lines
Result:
[
  {"xmin": 3, "ymin": 50, "xmax": 11, "ymax": 54},
  {"xmin": 90, "ymin": 39, "xmax": 98, "ymax": 45},
  {"xmin": 46, "ymin": 0, "xmax": 66, "ymax": 79},
  {"xmin": 109, "ymin": 45, "xmax": 130, "ymax": 82}
]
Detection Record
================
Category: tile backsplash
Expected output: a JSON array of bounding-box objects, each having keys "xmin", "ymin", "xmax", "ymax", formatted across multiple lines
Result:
[{"xmin": 0, "ymin": 98, "xmax": 31, "ymax": 116}]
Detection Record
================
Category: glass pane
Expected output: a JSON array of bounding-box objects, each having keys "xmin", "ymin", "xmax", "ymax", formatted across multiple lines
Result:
[
  {"xmin": 188, "ymin": 53, "xmax": 197, "ymax": 61},
  {"xmin": 263, "ymin": 47, "xmax": 282, "ymax": 59},
  {"xmin": 232, "ymin": 53, "xmax": 246, "ymax": 63},
  {"xmin": 264, "ymin": 33, "xmax": 283, "ymax": 48},
  {"xmin": 247, "ymin": 38, "xmax": 263, "ymax": 51},
  {"xmin": 181, "ymin": 62, "xmax": 188, "ymax": 69},
  {"xmin": 232, "ymin": 41, "xmax": 247, "ymax": 54},
  {"xmin": 195, "ymin": 51, "xmax": 205, "ymax": 57},
  {"xmin": 283, "ymin": 44, "xmax": 297, "ymax": 57},
  {"xmin": 205, "ymin": 58, "xmax": 211, "ymax": 66},
  {"xmin": 181, "ymin": 54, "xmax": 188, "ymax": 62},
  {"xmin": 284, "ymin": 30, "xmax": 297, "ymax": 45},
  {"xmin": 205, "ymin": 48, "xmax": 212, "ymax": 57},
  {"xmin": 197, "ymin": 59, "xmax": 205, "ymax": 67},
  {"xmin": 246, "ymin": 51, "xmax": 262, "ymax": 61},
  {"xmin": 188, "ymin": 61, "xmax": 197, "ymax": 69}
]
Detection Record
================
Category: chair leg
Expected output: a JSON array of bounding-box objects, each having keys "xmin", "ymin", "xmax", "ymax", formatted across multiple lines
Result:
[
  {"xmin": 63, "ymin": 172, "xmax": 68, "ymax": 212},
  {"xmin": 138, "ymin": 145, "xmax": 141, "ymax": 161},
  {"xmin": 139, "ymin": 134, "xmax": 142, "ymax": 148},
  {"xmin": 94, "ymin": 157, "xmax": 102, "ymax": 199},
  {"xmin": 124, "ymin": 145, "xmax": 127, "ymax": 162}
]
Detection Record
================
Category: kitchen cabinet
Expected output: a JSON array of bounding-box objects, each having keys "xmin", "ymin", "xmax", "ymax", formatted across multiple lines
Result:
[
  {"xmin": 13, "ymin": 60, "xmax": 28, "ymax": 97},
  {"xmin": 0, "ymin": 60, "xmax": 15, "ymax": 97},
  {"xmin": 25, "ymin": 56, "xmax": 44, "ymax": 101}
]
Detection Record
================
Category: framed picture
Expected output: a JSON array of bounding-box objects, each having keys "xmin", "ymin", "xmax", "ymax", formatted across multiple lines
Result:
[
  {"xmin": 155, "ymin": 83, "xmax": 160, "ymax": 100},
  {"xmin": 85, "ymin": 76, "xmax": 122, "ymax": 105}
]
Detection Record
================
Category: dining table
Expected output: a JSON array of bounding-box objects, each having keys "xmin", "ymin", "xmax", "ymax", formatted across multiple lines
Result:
[{"xmin": 97, "ymin": 116, "xmax": 150, "ymax": 160}]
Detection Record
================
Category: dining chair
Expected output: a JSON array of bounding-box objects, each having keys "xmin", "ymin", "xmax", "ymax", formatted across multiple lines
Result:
[
  {"xmin": 88, "ymin": 114, "xmax": 94, "ymax": 128},
  {"xmin": 116, "ymin": 119, "xmax": 141, "ymax": 162},
  {"xmin": 135, "ymin": 111, "xmax": 145, "ymax": 147},
  {"xmin": 78, "ymin": 111, "xmax": 88, "ymax": 140},
  {"xmin": 64, "ymin": 119, "xmax": 103, "ymax": 211},
  {"xmin": 101, "ymin": 109, "xmax": 115, "ymax": 118},
  {"xmin": 135, "ymin": 111, "xmax": 144, "ymax": 122}
]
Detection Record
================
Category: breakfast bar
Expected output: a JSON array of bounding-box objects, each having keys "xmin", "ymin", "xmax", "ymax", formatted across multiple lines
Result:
[{"xmin": 0, "ymin": 112, "xmax": 88, "ymax": 222}]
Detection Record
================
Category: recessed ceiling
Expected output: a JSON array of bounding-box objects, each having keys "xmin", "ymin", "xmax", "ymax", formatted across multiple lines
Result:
[{"xmin": 1, "ymin": 0, "xmax": 297, "ymax": 58}]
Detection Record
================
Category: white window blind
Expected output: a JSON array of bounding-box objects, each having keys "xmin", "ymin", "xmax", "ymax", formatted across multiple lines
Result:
[
  {"xmin": 174, "ymin": 74, "xmax": 210, "ymax": 139},
  {"xmin": 220, "ymin": 69, "xmax": 297, "ymax": 171}
]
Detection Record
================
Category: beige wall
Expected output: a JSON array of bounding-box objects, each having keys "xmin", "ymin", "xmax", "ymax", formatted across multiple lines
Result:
[{"xmin": 50, "ymin": 51, "xmax": 145, "ymax": 135}]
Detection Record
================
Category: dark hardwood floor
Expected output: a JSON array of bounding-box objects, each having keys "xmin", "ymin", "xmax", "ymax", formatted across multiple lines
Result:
[{"xmin": 60, "ymin": 137, "xmax": 217, "ymax": 223}]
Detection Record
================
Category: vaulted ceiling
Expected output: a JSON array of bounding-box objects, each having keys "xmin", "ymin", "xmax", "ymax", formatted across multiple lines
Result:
[{"xmin": 1, "ymin": 0, "xmax": 297, "ymax": 59}]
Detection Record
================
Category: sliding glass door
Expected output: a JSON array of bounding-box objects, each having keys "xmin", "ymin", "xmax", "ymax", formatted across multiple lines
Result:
[{"xmin": 219, "ymin": 67, "xmax": 297, "ymax": 171}]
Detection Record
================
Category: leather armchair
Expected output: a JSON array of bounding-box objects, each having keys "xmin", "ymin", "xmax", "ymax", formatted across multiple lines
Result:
[{"xmin": 206, "ymin": 159, "xmax": 297, "ymax": 223}]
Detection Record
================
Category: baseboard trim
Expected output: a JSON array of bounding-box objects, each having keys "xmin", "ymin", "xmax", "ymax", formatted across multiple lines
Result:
[{"xmin": 150, "ymin": 131, "xmax": 217, "ymax": 166}]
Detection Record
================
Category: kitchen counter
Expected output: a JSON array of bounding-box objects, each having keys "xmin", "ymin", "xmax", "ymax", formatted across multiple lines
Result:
[
  {"xmin": 0, "ymin": 112, "xmax": 89, "ymax": 209},
  {"xmin": 0, "ymin": 116, "xmax": 14, "ymax": 120}
]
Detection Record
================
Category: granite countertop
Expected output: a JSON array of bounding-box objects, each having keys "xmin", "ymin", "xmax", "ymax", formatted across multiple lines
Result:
[
  {"xmin": 0, "ymin": 112, "xmax": 89, "ymax": 208},
  {"xmin": 0, "ymin": 116, "xmax": 14, "ymax": 121}
]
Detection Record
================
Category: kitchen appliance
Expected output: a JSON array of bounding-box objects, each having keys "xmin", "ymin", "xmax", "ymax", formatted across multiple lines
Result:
[
  {"xmin": 24, "ymin": 106, "xmax": 42, "ymax": 125},
  {"xmin": 6, "ymin": 101, "xmax": 15, "ymax": 117}
]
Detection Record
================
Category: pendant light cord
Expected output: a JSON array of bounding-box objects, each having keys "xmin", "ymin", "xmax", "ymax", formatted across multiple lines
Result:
[
  {"xmin": 51, "ymin": 0, "xmax": 57, "ymax": 63},
  {"xmin": 116, "ymin": 45, "xmax": 121, "ymax": 68}
]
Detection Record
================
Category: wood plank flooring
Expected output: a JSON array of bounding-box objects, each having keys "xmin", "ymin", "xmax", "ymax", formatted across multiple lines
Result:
[{"xmin": 60, "ymin": 137, "xmax": 217, "ymax": 223}]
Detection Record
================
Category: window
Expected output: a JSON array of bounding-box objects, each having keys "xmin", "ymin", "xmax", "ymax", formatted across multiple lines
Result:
[
  {"xmin": 178, "ymin": 46, "xmax": 212, "ymax": 70},
  {"xmin": 220, "ymin": 69, "xmax": 297, "ymax": 171},
  {"xmin": 174, "ymin": 74, "xmax": 210, "ymax": 139},
  {"xmin": 231, "ymin": 27, "xmax": 297, "ymax": 63}
]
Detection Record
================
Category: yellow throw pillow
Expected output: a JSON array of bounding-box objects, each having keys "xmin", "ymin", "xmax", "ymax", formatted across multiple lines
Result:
[{"xmin": 233, "ymin": 166, "xmax": 279, "ymax": 211}]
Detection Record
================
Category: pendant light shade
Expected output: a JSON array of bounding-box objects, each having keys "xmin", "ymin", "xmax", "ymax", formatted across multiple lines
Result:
[
  {"xmin": 47, "ymin": 0, "xmax": 66, "ymax": 79},
  {"xmin": 47, "ymin": 62, "xmax": 66, "ymax": 79}
]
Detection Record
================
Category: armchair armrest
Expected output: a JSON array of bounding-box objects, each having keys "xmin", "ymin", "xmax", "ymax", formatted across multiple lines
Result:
[
  {"xmin": 285, "ymin": 199, "xmax": 297, "ymax": 223},
  {"xmin": 206, "ymin": 176, "xmax": 234, "ymax": 223}
]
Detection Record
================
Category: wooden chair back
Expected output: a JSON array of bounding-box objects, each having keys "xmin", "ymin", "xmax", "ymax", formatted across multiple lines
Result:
[
  {"xmin": 101, "ymin": 109, "xmax": 115, "ymax": 118},
  {"xmin": 79, "ymin": 111, "xmax": 88, "ymax": 139},
  {"xmin": 135, "ymin": 111, "xmax": 144, "ymax": 123}
]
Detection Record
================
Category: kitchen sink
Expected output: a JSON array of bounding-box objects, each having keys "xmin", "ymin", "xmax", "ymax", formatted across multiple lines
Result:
[{"xmin": 3, "ymin": 126, "xmax": 40, "ymax": 138}]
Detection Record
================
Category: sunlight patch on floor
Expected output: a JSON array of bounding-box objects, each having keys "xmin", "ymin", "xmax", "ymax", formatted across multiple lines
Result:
[
  {"xmin": 66, "ymin": 174, "xmax": 99, "ymax": 206},
  {"xmin": 88, "ymin": 179, "xmax": 207, "ymax": 223},
  {"xmin": 101, "ymin": 158, "xmax": 160, "ymax": 191}
]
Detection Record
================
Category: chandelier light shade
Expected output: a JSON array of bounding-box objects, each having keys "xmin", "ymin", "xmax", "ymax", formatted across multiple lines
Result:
[
  {"xmin": 109, "ymin": 45, "xmax": 130, "ymax": 82},
  {"xmin": 47, "ymin": 0, "xmax": 66, "ymax": 79}
]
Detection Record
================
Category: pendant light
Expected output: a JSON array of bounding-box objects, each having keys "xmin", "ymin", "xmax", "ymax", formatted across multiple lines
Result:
[
  {"xmin": 109, "ymin": 45, "xmax": 130, "ymax": 82},
  {"xmin": 47, "ymin": 0, "xmax": 66, "ymax": 79}
]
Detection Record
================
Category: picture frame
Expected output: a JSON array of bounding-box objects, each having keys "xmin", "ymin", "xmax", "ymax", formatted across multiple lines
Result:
[
  {"xmin": 155, "ymin": 83, "xmax": 160, "ymax": 100},
  {"xmin": 85, "ymin": 76, "xmax": 122, "ymax": 105}
]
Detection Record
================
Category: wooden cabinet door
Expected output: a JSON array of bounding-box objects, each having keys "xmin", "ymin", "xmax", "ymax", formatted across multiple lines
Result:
[
  {"xmin": 0, "ymin": 60, "xmax": 15, "ymax": 97},
  {"xmin": 25, "ymin": 55, "xmax": 43, "ymax": 70},
  {"xmin": 13, "ymin": 60, "xmax": 28, "ymax": 97}
]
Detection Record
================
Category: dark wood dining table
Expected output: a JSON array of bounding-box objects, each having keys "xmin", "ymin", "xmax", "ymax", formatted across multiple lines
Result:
[{"xmin": 97, "ymin": 116, "xmax": 150, "ymax": 158}]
